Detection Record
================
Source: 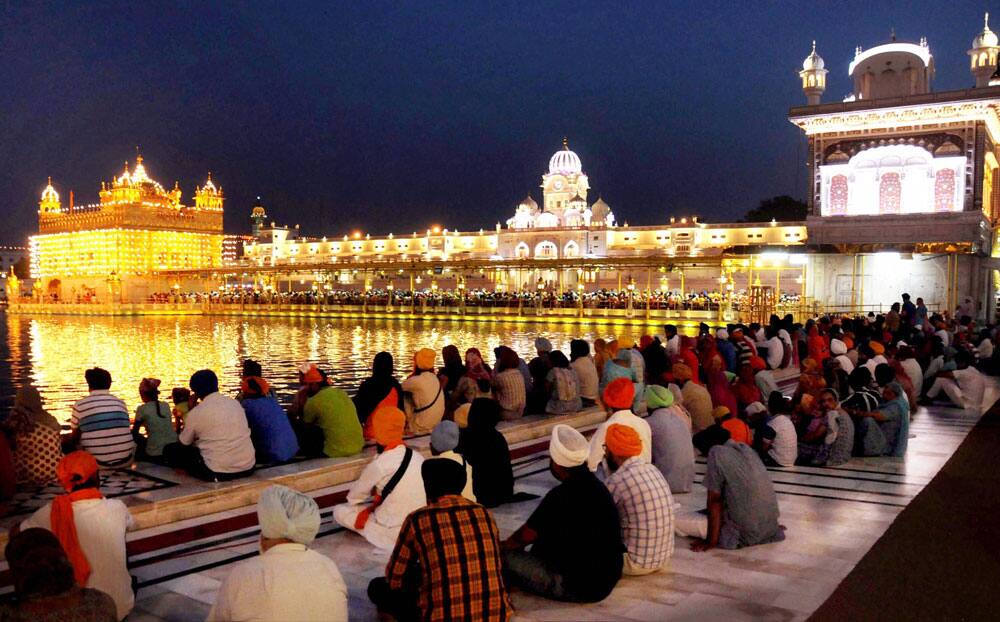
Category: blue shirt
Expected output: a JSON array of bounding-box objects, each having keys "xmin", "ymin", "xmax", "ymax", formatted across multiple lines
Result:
[
  {"xmin": 717, "ymin": 339, "xmax": 738, "ymax": 373},
  {"xmin": 241, "ymin": 396, "xmax": 299, "ymax": 463}
]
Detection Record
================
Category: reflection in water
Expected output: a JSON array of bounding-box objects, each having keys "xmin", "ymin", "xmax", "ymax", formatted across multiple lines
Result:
[{"xmin": 3, "ymin": 313, "xmax": 621, "ymax": 425}]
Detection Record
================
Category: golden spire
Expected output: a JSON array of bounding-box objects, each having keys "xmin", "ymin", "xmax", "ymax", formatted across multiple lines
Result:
[{"xmin": 562, "ymin": 136, "xmax": 569, "ymax": 150}]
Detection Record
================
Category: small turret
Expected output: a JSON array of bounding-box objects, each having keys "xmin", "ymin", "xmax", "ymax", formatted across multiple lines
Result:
[
  {"xmin": 39, "ymin": 177, "xmax": 60, "ymax": 214},
  {"xmin": 799, "ymin": 41, "xmax": 828, "ymax": 105},
  {"xmin": 970, "ymin": 12, "xmax": 1000, "ymax": 87}
]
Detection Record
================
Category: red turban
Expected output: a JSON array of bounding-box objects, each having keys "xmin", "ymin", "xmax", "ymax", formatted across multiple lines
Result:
[
  {"xmin": 53, "ymin": 452, "xmax": 104, "ymax": 587},
  {"xmin": 749, "ymin": 356, "xmax": 767, "ymax": 371},
  {"xmin": 603, "ymin": 377, "xmax": 635, "ymax": 410}
]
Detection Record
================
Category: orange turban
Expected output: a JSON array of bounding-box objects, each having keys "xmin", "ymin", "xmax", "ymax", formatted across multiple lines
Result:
[
  {"xmin": 415, "ymin": 348, "xmax": 436, "ymax": 371},
  {"xmin": 605, "ymin": 423, "xmax": 642, "ymax": 458},
  {"xmin": 53, "ymin": 451, "xmax": 103, "ymax": 587},
  {"xmin": 843, "ymin": 337, "xmax": 855, "ymax": 350},
  {"xmin": 749, "ymin": 356, "xmax": 766, "ymax": 371},
  {"xmin": 370, "ymin": 406, "xmax": 406, "ymax": 449},
  {"xmin": 603, "ymin": 377, "xmax": 635, "ymax": 410},
  {"xmin": 672, "ymin": 362, "xmax": 693, "ymax": 382},
  {"xmin": 240, "ymin": 376, "xmax": 271, "ymax": 397},
  {"xmin": 870, "ymin": 341, "xmax": 885, "ymax": 355},
  {"xmin": 302, "ymin": 364, "xmax": 323, "ymax": 384}
]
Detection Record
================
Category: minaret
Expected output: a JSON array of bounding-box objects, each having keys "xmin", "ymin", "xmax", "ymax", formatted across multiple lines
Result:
[
  {"xmin": 39, "ymin": 177, "xmax": 61, "ymax": 214},
  {"xmin": 250, "ymin": 197, "xmax": 267, "ymax": 237},
  {"xmin": 969, "ymin": 12, "xmax": 1000, "ymax": 87},
  {"xmin": 799, "ymin": 41, "xmax": 828, "ymax": 105}
]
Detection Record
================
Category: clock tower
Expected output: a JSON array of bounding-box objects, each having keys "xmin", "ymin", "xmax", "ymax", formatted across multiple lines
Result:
[{"xmin": 541, "ymin": 138, "xmax": 589, "ymax": 220}]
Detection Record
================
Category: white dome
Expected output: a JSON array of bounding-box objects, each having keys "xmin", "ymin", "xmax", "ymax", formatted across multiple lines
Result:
[
  {"xmin": 41, "ymin": 177, "xmax": 59, "ymax": 202},
  {"xmin": 974, "ymin": 13, "xmax": 999, "ymax": 48},
  {"xmin": 802, "ymin": 41, "xmax": 825, "ymax": 71},
  {"xmin": 549, "ymin": 140, "xmax": 582, "ymax": 175}
]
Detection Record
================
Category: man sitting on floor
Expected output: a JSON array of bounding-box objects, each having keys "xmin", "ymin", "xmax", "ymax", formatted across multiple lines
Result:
[
  {"xmin": 675, "ymin": 426, "xmax": 784, "ymax": 552},
  {"xmin": 644, "ymin": 384, "xmax": 695, "ymax": 493},
  {"xmin": 18, "ymin": 451, "xmax": 135, "ymax": 621},
  {"xmin": 587, "ymin": 378, "xmax": 652, "ymax": 473},
  {"xmin": 333, "ymin": 407, "xmax": 426, "ymax": 551},
  {"xmin": 369, "ymin": 459, "xmax": 512, "ymax": 621},
  {"xmin": 69, "ymin": 368, "xmax": 135, "ymax": 467},
  {"xmin": 502, "ymin": 424, "xmax": 623, "ymax": 603},
  {"xmin": 604, "ymin": 424, "xmax": 675, "ymax": 575},
  {"xmin": 163, "ymin": 370, "xmax": 256, "ymax": 482},
  {"xmin": 428, "ymin": 420, "xmax": 476, "ymax": 502},
  {"xmin": 925, "ymin": 350, "xmax": 985, "ymax": 412},
  {"xmin": 297, "ymin": 364, "xmax": 364, "ymax": 458},
  {"xmin": 209, "ymin": 485, "xmax": 347, "ymax": 622}
]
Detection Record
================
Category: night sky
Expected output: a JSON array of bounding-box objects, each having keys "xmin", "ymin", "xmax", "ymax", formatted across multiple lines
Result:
[{"xmin": 0, "ymin": 1, "xmax": 992, "ymax": 242}]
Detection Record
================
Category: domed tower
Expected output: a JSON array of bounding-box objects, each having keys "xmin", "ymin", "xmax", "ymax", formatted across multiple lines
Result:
[
  {"xmin": 194, "ymin": 172, "xmax": 224, "ymax": 210},
  {"xmin": 39, "ymin": 177, "xmax": 60, "ymax": 214},
  {"xmin": 799, "ymin": 41, "xmax": 828, "ymax": 105},
  {"xmin": 970, "ymin": 13, "xmax": 1000, "ymax": 87},
  {"xmin": 590, "ymin": 197, "xmax": 613, "ymax": 227},
  {"xmin": 541, "ymin": 138, "xmax": 589, "ymax": 217},
  {"xmin": 250, "ymin": 197, "xmax": 267, "ymax": 237}
]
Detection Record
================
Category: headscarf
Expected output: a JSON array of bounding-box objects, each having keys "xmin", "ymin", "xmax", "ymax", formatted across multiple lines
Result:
[
  {"xmin": 370, "ymin": 406, "xmax": 405, "ymax": 450},
  {"xmin": 240, "ymin": 376, "xmax": 271, "ymax": 398},
  {"xmin": 534, "ymin": 337, "xmax": 553, "ymax": 353},
  {"xmin": 593, "ymin": 338, "xmax": 609, "ymax": 375},
  {"xmin": 613, "ymin": 348, "xmax": 632, "ymax": 364},
  {"xmin": 645, "ymin": 384, "xmax": 674, "ymax": 409},
  {"xmin": 431, "ymin": 420, "xmax": 460, "ymax": 453},
  {"xmin": 603, "ymin": 377, "xmax": 635, "ymax": 410},
  {"xmin": 257, "ymin": 485, "xmax": 321, "ymax": 545},
  {"xmin": 464, "ymin": 348, "xmax": 491, "ymax": 381},
  {"xmin": 439, "ymin": 345, "xmax": 465, "ymax": 391},
  {"xmin": 549, "ymin": 424, "xmax": 589, "ymax": 467},
  {"xmin": 302, "ymin": 364, "xmax": 323, "ymax": 384},
  {"xmin": 605, "ymin": 423, "xmax": 642, "ymax": 458},
  {"xmin": 497, "ymin": 346, "xmax": 521, "ymax": 372},
  {"xmin": 639, "ymin": 335, "xmax": 654, "ymax": 350},
  {"xmin": 354, "ymin": 352, "xmax": 403, "ymax": 431},
  {"xmin": 415, "ymin": 348, "xmax": 436, "ymax": 371},
  {"xmin": 672, "ymin": 362, "xmax": 693, "ymax": 382},
  {"xmin": 706, "ymin": 366, "xmax": 738, "ymax": 414},
  {"xmin": 52, "ymin": 452, "xmax": 103, "ymax": 586},
  {"xmin": 6, "ymin": 385, "xmax": 60, "ymax": 434}
]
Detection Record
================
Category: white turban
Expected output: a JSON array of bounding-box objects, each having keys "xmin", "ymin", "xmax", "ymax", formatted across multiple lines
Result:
[
  {"xmin": 715, "ymin": 329, "xmax": 729, "ymax": 340},
  {"xmin": 549, "ymin": 424, "xmax": 589, "ymax": 468},
  {"xmin": 258, "ymin": 485, "xmax": 321, "ymax": 545},
  {"xmin": 745, "ymin": 401, "xmax": 767, "ymax": 416},
  {"xmin": 830, "ymin": 339, "xmax": 847, "ymax": 355}
]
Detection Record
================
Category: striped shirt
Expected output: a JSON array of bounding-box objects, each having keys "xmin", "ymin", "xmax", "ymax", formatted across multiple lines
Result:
[
  {"xmin": 71, "ymin": 390, "xmax": 135, "ymax": 465},
  {"xmin": 387, "ymin": 495, "xmax": 512, "ymax": 622}
]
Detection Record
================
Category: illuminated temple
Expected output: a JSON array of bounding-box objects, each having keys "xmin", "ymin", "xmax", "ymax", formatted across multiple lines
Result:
[{"xmin": 30, "ymin": 156, "xmax": 224, "ymax": 301}]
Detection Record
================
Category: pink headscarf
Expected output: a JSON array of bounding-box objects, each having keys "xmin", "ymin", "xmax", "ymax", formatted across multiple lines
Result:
[{"xmin": 464, "ymin": 348, "xmax": 491, "ymax": 382}]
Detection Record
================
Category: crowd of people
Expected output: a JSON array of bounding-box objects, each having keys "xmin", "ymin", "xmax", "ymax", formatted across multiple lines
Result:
[{"xmin": 0, "ymin": 291, "xmax": 994, "ymax": 621}]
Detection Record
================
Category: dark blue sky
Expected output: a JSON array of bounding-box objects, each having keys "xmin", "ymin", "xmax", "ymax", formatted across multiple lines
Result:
[{"xmin": 0, "ymin": 1, "xmax": 992, "ymax": 241}]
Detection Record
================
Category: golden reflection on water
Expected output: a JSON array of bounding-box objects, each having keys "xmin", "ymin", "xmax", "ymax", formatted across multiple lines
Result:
[{"xmin": 8, "ymin": 314, "xmax": 620, "ymax": 425}]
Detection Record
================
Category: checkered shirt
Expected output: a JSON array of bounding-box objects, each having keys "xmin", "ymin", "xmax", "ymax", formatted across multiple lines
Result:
[
  {"xmin": 387, "ymin": 495, "xmax": 512, "ymax": 622},
  {"xmin": 605, "ymin": 457, "xmax": 675, "ymax": 570}
]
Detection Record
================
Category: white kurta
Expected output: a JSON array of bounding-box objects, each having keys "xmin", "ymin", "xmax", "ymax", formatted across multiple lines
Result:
[
  {"xmin": 22, "ymin": 499, "xmax": 135, "ymax": 621},
  {"xmin": 207, "ymin": 543, "xmax": 348, "ymax": 622},
  {"xmin": 333, "ymin": 445, "xmax": 426, "ymax": 550},
  {"xmin": 587, "ymin": 410, "xmax": 653, "ymax": 472}
]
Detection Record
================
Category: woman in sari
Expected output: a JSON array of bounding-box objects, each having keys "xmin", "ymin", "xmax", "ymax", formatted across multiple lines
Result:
[
  {"xmin": 3, "ymin": 385, "xmax": 62, "ymax": 485},
  {"xmin": 353, "ymin": 352, "xmax": 404, "ymax": 439},
  {"xmin": 453, "ymin": 348, "xmax": 494, "ymax": 405},
  {"xmin": 704, "ymin": 356, "xmax": 738, "ymax": 416}
]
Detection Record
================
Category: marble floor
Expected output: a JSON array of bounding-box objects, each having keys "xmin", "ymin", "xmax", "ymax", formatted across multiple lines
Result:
[{"xmin": 118, "ymin": 391, "xmax": 990, "ymax": 622}]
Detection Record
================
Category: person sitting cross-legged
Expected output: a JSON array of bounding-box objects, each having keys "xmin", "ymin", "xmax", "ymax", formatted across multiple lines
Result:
[
  {"xmin": 1, "ymin": 528, "xmax": 118, "ymax": 622},
  {"xmin": 604, "ymin": 424, "xmax": 675, "ymax": 575},
  {"xmin": 644, "ymin": 384, "xmax": 695, "ymax": 493},
  {"xmin": 296, "ymin": 364, "xmax": 364, "ymax": 458},
  {"xmin": 587, "ymin": 377, "xmax": 652, "ymax": 473},
  {"xmin": 675, "ymin": 426, "xmax": 784, "ymax": 552},
  {"xmin": 208, "ymin": 485, "xmax": 348, "ymax": 622},
  {"xmin": 162, "ymin": 370, "xmax": 256, "ymax": 481},
  {"xmin": 18, "ymin": 451, "xmax": 135, "ymax": 621},
  {"xmin": 428, "ymin": 420, "xmax": 476, "ymax": 502},
  {"xmin": 502, "ymin": 424, "xmax": 624, "ymax": 603},
  {"xmin": 333, "ymin": 407, "xmax": 426, "ymax": 550},
  {"xmin": 369, "ymin": 459, "xmax": 512, "ymax": 621},
  {"xmin": 239, "ymin": 376, "xmax": 299, "ymax": 464},
  {"xmin": 459, "ymin": 398, "xmax": 514, "ymax": 508}
]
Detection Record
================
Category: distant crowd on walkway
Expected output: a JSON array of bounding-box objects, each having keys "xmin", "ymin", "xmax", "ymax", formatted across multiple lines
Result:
[{"xmin": 0, "ymin": 291, "xmax": 994, "ymax": 621}]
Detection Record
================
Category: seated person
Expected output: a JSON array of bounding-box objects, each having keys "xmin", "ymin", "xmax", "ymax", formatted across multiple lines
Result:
[
  {"xmin": 545, "ymin": 351, "xmax": 582, "ymax": 415},
  {"xmin": 750, "ymin": 394, "xmax": 797, "ymax": 467},
  {"xmin": 604, "ymin": 424, "xmax": 675, "ymax": 575},
  {"xmin": 369, "ymin": 459, "xmax": 512, "ymax": 621},
  {"xmin": 587, "ymin": 378, "xmax": 652, "ymax": 472},
  {"xmin": 132, "ymin": 378, "xmax": 177, "ymax": 463},
  {"xmin": 333, "ymin": 407, "xmax": 426, "ymax": 550},
  {"xmin": 163, "ymin": 370, "xmax": 256, "ymax": 481},
  {"xmin": 852, "ymin": 381, "xmax": 910, "ymax": 457},
  {"xmin": 502, "ymin": 425, "xmax": 623, "ymax": 603},
  {"xmin": 296, "ymin": 364, "xmax": 363, "ymax": 458},
  {"xmin": 675, "ymin": 427, "xmax": 784, "ymax": 551},
  {"xmin": 925, "ymin": 351, "xmax": 985, "ymax": 411},
  {"xmin": 459, "ymin": 398, "xmax": 514, "ymax": 508},
  {"xmin": 240, "ymin": 376, "xmax": 299, "ymax": 464},
  {"xmin": 3, "ymin": 384, "xmax": 62, "ymax": 486},
  {"xmin": 796, "ymin": 388, "xmax": 853, "ymax": 466},
  {"xmin": 353, "ymin": 352, "xmax": 404, "ymax": 439},
  {"xmin": 70, "ymin": 368, "xmax": 135, "ymax": 468},
  {"xmin": 19, "ymin": 451, "xmax": 136, "ymax": 621},
  {"xmin": 673, "ymin": 363, "xmax": 714, "ymax": 432},
  {"xmin": 706, "ymin": 406, "xmax": 751, "ymax": 445},
  {"xmin": 429, "ymin": 421, "xmax": 475, "ymax": 502},
  {"xmin": 402, "ymin": 349, "xmax": 446, "ymax": 434},
  {"xmin": 2, "ymin": 528, "xmax": 118, "ymax": 622},
  {"xmin": 644, "ymin": 385, "xmax": 695, "ymax": 493},
  {"xmin": 209, "ymin": 485, "xmax": 347, "ymax": 622},
  {"xmin": 171, "ymin": 387, "xmax": 191, "ymax": 433}
]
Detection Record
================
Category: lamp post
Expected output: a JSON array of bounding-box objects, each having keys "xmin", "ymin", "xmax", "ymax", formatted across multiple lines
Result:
[
  {"xmin": 626, "ymin": 276, "xmax": 635, "ymax": 317},
  {"xmin": 536, "ymin": 277, "xmax": 545, "ymax": 315},
  {"xmin": 387, "ymin": 282, "xmax": 394, "ymax": 311}
]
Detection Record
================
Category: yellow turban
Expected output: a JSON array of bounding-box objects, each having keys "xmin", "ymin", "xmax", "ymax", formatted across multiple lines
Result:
[
  {"xmin": 415, "ymin": 348, "xmax": 436, "ymax": 371},
  {"xmin": 618, "ymin": 336, "xmax": 635, "ymax": 350},
  {"xmin": 712, "ymin": 406, "xmax": 731, "ymax": 420},
  {"xmin": 605, "ymin": 423, "xmax": 642, "ymax": 458},
  {"xmin": 371, "ymin": 406, "xmax": 405, "ymax": 449}
]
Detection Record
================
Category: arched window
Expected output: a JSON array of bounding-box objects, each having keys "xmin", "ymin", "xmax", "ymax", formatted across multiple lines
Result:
[
  {"xmin": 879, "ymin": 172, "xmax": 902, "ymax": 214},
  {"xmin": 934, "ymin": 169, "xmax": 956, "ymax": 212},
  {"xmin": 564, "ymin": 241, "xmax": 580, "ymax": 258},
  {"xmin": 534, "ymin": 241, "xmax": 557, "ymax": 258},
  {"xmin": 829, "ymin": 174, "xmax": 848, "ymax": 215},
  {"xmin": 515, "ymin": 242, "xmax": 529, "ymax": 258},
  {"xmin": 808, "ymin": 74, "xmax": 816, "ymax": 87}
]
